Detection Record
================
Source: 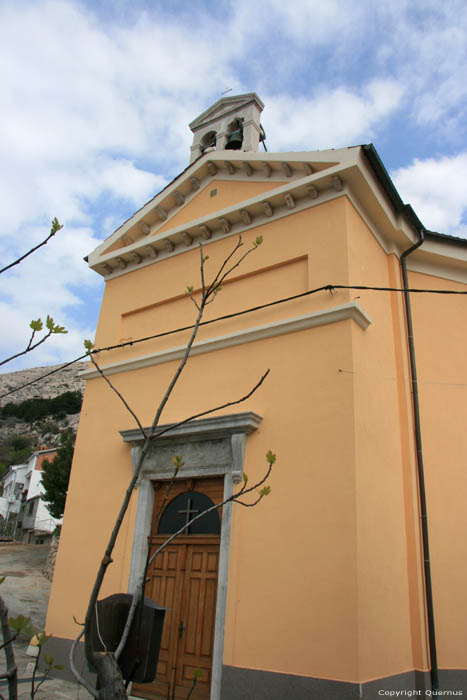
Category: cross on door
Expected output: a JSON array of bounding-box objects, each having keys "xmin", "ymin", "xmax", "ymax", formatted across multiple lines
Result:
[{"xmin": 178, "ymin": 496, "xmax": 200, "ymax": 533}]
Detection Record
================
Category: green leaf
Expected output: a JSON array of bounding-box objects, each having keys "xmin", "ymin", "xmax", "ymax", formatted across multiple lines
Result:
[
  {"xmin": 242, "ymin": 473, "xmax": 248, "ymax": 484},
  {"xmin": 46, "ymin": 315, "xmax": 54, "ymax": 330},
  {"xmin": 37, "ymin": 632, "xmax": 51, "ymax": 645},
  {"xmin": 84, "ymin": 339, "xmax": 94, "ymax": 352},
  {"xmin": 50, "ymin": 217, "xmax": 63, "ymax": 235},
  {"xmin": 254, "ymin": 235, "xmax": 263, "ymax": 247},
  {"xmin": 52, "ymin": 324, "xmax": 67, "ymax": 334},
  {"xmin": 186, "ymin": 285, "xmax": 194, "ymax": 294},
  {"xmin": 54, "ymin": 664, "xmax": 64, "ymax": 670},
  {"xmin": 0, "ymin": 576, "xmax": 4, "ymax": 585},
  {"xmin": 266, "ymin": 450, "xmax": 276, "ymax": 465},
  {"xmin": 29, "ymin": 318, "xmax": 43, "ymax": 332},
  {"xmin": 171, "ymin": 455, "xmax": 184, "ymax": 468},
  {"xmin": 9, "ymin": 614, "xmax": 36, "ymax": 636},
  {"xmin": 193, "ymin": 667, "xmax": 203, "ymax": 680},
  {"xmin": 44, "ymin": 653, "xmax": 54, "ymax": 666},
  {"xmin": 259, "ymin": 485, "xmax": 271, "ymax": 497}
]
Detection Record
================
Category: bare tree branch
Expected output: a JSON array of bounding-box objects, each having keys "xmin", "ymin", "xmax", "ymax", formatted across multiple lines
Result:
[
  {"xmin": 72, "ymin": 236, "xmax": 272, "ymax": 698},
  {"xmin": 207, "ymin": 235, "xmax": 261, "ymax": 296},
  {"xmin": 0, "ymin": 595, "xmax": 18, "ymax": 700},
  {"xmin": 114, "ymin": 465, "xmax": 182, "ymax": 661},
  {"xmin": 69, "ymin": 629, "xmax": 98, "ymax": 698},
  {"xmin": 0, "ymin": 630, "xmax": 18, "ymax": 652},
  {"xmin": 0, "ymin": 329, "xmax": 53, "ymax": 368},
  {"xmin": 89, "ymin": 354, "xmax": 147, "ymax": 438},
  {"xmin": 150, "ymin": 369, "xmax": 270, "ymax": 442},
  {"xmin": 0, "ymin": 218, "xmax": 63, "ymax": 275},
  {"xmin": 115, "ymin": 454, "xmax": 275, "ymax": 660},
  {"xmin": 206, "ymin": 235, "xmax": 243, "ymax": 294},
  {"xmin": 80, "ymin": 240, "xmax": 216, "ymax": 677},
  {"xmin": 147, "ymin": 457, "xmax": 274, "ymax": 568}
]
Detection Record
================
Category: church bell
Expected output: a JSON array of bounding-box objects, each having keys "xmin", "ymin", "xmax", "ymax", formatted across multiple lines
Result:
[
  {"xmin": 225, "ymin": 129, "xmax": 243, "ymax": 150},
  {"xmin": 225, "ymin": 119, "xmax": 244, "ymax": 150}
]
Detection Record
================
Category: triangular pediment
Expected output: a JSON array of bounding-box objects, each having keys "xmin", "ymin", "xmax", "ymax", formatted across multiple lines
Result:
[
  {"xmin": 189, "ymin": 93, "xmax": 264, "ymax": 131},
  {"xmin": 88, "ymin": 148, "xmax": 354, "ymax": 276}
]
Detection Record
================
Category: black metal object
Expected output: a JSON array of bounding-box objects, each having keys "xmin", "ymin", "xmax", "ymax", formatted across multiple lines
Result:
[
  {"xmin": 362, "ymin": 141, "xmax": 440, "ymax": 692},
  {"xmin": 400, "ymin": 231, "xmax": 439, "ymax": 692},
  {"xmin": 90, "ymin": 593, "xmax": 165, "ymax": 683}
]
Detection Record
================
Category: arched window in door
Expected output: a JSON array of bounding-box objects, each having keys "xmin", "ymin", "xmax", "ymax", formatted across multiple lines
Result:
[{"xmin": 157, "ymin": 491, "xmax": 220, "ymax": 535}]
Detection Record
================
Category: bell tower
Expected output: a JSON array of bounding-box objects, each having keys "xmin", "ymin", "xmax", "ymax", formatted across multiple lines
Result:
[{"xmin": 188, "ymin": 93, "xmax": 265, "ymax": 164}]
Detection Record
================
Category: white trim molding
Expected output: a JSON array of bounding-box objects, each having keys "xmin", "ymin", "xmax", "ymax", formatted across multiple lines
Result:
[{"xmin": 80, "ymin": 302, "xmax": 372, "ymax": 380}]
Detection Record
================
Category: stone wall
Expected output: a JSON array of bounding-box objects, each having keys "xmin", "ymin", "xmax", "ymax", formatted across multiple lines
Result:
[{"xmin": 43, "ymin": 535, "xmax": 59, "ymax": 581}]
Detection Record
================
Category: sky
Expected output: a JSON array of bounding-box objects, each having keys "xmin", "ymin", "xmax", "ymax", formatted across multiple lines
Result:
[{"xmin": 1, "ymin": 0, "xmax": 467, "ymax": 372}]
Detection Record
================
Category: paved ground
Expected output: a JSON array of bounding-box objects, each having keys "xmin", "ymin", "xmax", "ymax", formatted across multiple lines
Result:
[{"xmin": 0, "ymin": 542, "xmax": 94, "ymax": 699}]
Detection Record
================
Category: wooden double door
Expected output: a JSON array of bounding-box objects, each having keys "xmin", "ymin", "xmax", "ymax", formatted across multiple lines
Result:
[{"xmin": 133, "ymin": 477, "xmax": 223, "ymax": 700}]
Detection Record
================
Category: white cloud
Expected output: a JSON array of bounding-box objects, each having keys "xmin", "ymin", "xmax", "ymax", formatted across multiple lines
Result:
[
  {"xmin": 0, "ymin": 1, "xmax": 232, "ymax": 370},
  {"xmin": 1, "ymin": 0, "xmax": 466, "ymax": 372},
  {"xmin": 229, "ymin": 0, "xmax": 366, "ymax": 48},
  {"xmin": 0, "ymin": 224, "xmax": 103, "ymax": 369},
  {"xmin": 265, "ymin": 80, "xmax": 405, "ymax": 151},
  {"xmin": 392, "ymin": 153, "xmax": 467, "ymax": 236}
]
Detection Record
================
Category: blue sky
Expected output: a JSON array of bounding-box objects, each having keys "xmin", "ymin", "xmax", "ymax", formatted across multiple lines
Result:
[{"xmin": 1, "ymin": 0, "xmax": 467, "ymax": 371}]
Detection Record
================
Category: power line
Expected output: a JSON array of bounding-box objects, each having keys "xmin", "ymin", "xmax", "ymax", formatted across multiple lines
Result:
[{"xmin": 1, "ymin": 282, "xmax": 466, "ymax": 400}]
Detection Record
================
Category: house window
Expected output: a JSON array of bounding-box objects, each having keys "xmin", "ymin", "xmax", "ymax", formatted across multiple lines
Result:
[
  {"xmin": 28, "ymin": 500, "xmax": 34, "ymax": 515},
  {"xmin": 158, "ymin": 491, "xmax": 220, "ymax": 535}
]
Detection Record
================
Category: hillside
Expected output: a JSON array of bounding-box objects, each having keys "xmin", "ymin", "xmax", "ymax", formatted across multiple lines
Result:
[
  {"xmin": 0, "ymin": 362, "xmax": 86, "ymax": 407},
  {"xmin": 0, "ymin": 362, "xmax": 87, "ymax": 473}
]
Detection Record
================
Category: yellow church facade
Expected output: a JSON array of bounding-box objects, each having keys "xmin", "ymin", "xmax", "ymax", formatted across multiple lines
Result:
[{"xmin": 45, "ymin": 94, "xmax": 467, "ymax": 699}]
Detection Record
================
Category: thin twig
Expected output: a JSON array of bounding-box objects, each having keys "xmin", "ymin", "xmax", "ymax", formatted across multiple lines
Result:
[
  {"xmin": 199, "ymin": 243, "xmax": 207, "ymax": 297},
  {"xmin": 0, "ymin": 630, "xmax": 19, "ymax": 651},
  {"xmin": 186, "ymin": 672, "xmax": 201, "ymax": 700},
  {"xmin": 149, "ymin": 369, "xmax": 270, "ymax": 442},
  {"xmin": 147, "ymin": 458, "xmax": 274, "ymax": 568},
  {"xmin": 79, "ymin": 236, "xmax": 268, "ymax": 694},
  {"xmin": 209, "ymin": 239, "xmax": 260, "ymax": 295},
  {"xmin": 118, "ymin": 454, "xmax": 274, "ymax": 664},
  {"xmin": 94, "ymin": 603, "xmax": 107, "ymax": 653},
  {"xmin": 89, "ymin": 355, "xmax": 147, "ymax": 438},
  {"xmin": 0, "ymin": 219, "xmax": 63, "ymax": 275},
  {"xmin": 0, "ymin": 329, "xmax": 53, "ymax": 367},
  {"xmin": 206, "ymin": 235, "xmax": 243, "ymax": 294},
  {"xmin": 31, "ymin": 648, "xmax": 38, "ymax": 698},
  {"xmin": 114, "ymin": 370, "xmax": 270, "ymax": 656},
  {"xmin": 31, "ymin": 666, "xmax": 50, "ymax": 697},
  {"xmin": 82, "ymin": 248, "xmax": 210, "ymax": 672},
  {"xmin": 69, "ymin": 629, "xmax": 98, "ymax": 698},
  {"xmin": 235, "ymin": 496, "xmax": 264, "ymax": 507},
  {"xmin": 115, "ymin": 464, "xmax": 182, "ymax": 660},
  {"xmin": 0, "ymin": 595, "xmax": 18, "ymax": 700}
]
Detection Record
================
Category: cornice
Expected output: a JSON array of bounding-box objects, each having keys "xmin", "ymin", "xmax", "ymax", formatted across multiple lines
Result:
[
  {"xmin": 120, "ymin": 411, "xmax": 262, "ymax": 445},
  {"xmin": 91, "ymin": 165, "xmax": 352, "ymax": 281},
  {"xmin": 87, "ymin": 148, "xmax": 348, "ymax": 273},
  {"xmin": 87, "ymin": 147, "xmax": 467, "ymax": 284},
  {"xmin": 80, "ymin": 302, "xmax": 371, "ymax": 380}
]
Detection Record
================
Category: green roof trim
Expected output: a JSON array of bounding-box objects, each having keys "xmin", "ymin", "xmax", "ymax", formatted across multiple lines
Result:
[{"xmin": 362, "ymin": 144, "xmax": 467, "ymax": 248}]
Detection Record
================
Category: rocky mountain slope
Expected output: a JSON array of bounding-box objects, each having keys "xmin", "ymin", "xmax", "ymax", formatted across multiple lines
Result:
[
  {"xmin": 0, "ymin": 362, "xmax": 87, "ymax": 450},
  {"xmin": 0, "ymin": 362, "xmax": 87, "ymax": 407}
]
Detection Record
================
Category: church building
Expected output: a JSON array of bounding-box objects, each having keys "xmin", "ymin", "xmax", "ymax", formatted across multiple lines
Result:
[{"xmin": 45, "ymin": 94, "xmax": 467, "ymax": 699}]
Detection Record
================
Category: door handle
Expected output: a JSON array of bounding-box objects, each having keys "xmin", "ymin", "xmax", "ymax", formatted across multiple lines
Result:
[{"xmin": 178, "ymin": 620, "xmax": 185, "ymax": 638}]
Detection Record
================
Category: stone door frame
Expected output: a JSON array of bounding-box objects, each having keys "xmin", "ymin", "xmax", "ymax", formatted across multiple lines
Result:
[{"xmin": 120, "ymin": 412, "xmax": 262, "ymax": 700}]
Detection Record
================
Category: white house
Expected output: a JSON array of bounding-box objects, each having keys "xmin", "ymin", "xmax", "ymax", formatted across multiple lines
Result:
[
  {"xmin": 0, "ymin": 447, "xmax": 61, "ymax": 543},
  {"xmin": 0, "ymin": 462, "xmax": 29, "ymax": 538}
]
